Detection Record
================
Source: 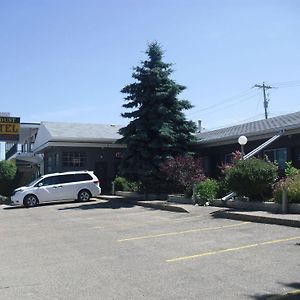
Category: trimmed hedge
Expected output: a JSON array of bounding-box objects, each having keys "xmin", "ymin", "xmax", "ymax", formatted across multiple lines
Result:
[{"xmin": 225, "ymin": 158, "xmax": 277, "ymax": 201}]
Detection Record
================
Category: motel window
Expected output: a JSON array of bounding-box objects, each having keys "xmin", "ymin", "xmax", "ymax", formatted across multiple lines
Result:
[
  {"xmin": 62, "ymin": 152, "xmax": 86, "ymax": 167},
  {"xmin": 48, "ymin": 156, "xmax": 53, "ymax": 173},
  {"xmin": 54, "ymin": 153, "xmax": 59, "ymax": 167},
  {"xmin": 264, "ymin": 148, "xmax": 287, "ymax": 169}
]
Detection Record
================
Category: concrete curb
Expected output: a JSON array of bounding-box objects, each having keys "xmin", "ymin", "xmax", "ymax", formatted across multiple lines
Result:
[
  {"xmin": 131, "ymin": 200, "xmax": 189, "ymax": 213},
  {"xmin": 212, "ymin": 210, "xmax": 300, "ymax": 228},
  {"xmin": 97, "ymin": 196, "xmax": 300, "ymax": 225},
  {"xmin": 97, "ymin": 196, "xmax": 189, "ymax": 213}
]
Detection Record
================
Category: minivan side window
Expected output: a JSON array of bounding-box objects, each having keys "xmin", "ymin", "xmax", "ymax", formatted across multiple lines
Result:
[
  {"xmin": 74, "ymin": 173, "xmax": 93, "ymax": 182},
  {"xmin": 38, "ymin": 176, "xmax": 61, "ymax": 186},
  {"xmin": 59, "ymin": 174, "xmax": 75, "ymax": 184}
]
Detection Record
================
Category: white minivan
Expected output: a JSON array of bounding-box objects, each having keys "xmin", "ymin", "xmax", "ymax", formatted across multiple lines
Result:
[{"xmin": 11, "ymin": 171, "xmax": 101, "ymax": 208}]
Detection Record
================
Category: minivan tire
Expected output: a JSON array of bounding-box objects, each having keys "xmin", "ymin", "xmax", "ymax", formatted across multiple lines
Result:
[
  {"xmin": 78, "ymin": 190, "xmax": 91, "ymax": 202},
  {"xmin": 24, "ymin": 194, "xmax": 38, "ymax": 208}
]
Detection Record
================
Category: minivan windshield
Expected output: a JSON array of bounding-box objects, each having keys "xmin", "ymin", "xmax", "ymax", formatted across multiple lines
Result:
[{"xmin": 26, "ymin": 176, "xmax": 42, "ymax": 187}]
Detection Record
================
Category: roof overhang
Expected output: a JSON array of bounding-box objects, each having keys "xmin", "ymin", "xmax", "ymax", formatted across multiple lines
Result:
[
  {"xmin": 196, "ymin": 125, "xmax": 300, "ymax": 148},
  {"xmin": 8, "ymin": 152, "xmax": 43, "ymax": 163},
  {"xmin": 33, "ymin": 140, "xmax": 126, "ymax": 153}
]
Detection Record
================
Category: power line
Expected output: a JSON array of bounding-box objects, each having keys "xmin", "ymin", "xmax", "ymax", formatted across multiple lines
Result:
[
  {"xmin": 187, "ymin": 79, "xmax": 299, "ymax": 120},
  {"xmin": 272, "ymin": 84, "xmax": 300, "ymax": 88},
  {"xmin": 187, "ymin": 88, "xmax": 257, "ymax": 117},
  {"xmin": 269, "ymin": 80, "xmax": 300, "ymax": 87},
  {"xmin": 195, "ymin": 91, "xmax": 260, "ymax": 117}
]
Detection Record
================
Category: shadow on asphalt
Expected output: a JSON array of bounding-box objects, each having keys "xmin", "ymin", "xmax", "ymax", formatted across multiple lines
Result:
[
  {"xmin": 57, "ymin": 199, "xmax": 135, "ymax": 210},
  {"xmin": 3, "ymin": 199, "xmax": 97, "ymax": 210},
  {"xmin": 248, "ymin": 282, "xmax": 300, "ymax": 299},
  {"xmin": 209, "ymin": 209, "xmax": 229, "ymax": 219},
  {"xmin": 2, "ymin": 205, "xmax": 24, "ymax": 210}
]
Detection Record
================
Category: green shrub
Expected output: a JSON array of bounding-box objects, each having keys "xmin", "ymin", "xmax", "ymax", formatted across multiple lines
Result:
[
  {"xmin": 285, "ymin": 161, "xmax": 299, "ymax": 178},
  {"xmin": 225, "ymin": 158, "xmax": 277, "ymax": 201},
  {"xmin": 127, "ymin": 181, "xmax": 140, "ymax": 192},
  {"xmin": 0, "ymin": 160, "xmax": 17, "ymax": 181},
  {"xmin": 216, "ymin": 178, "xmax": 230, "ymax": 198},
  {"xmin": 113, "ymin": 177, "xmax": 130, "ymax": 191},
  {"xmin": 113, "ymin": 177, "xmax": 140, "ymax": 192},
  {"xmin": 274, "ymin": 175, "xmax": 300, "ymax": 203},
  {"xmin": 194, "ymin": 179, "xmax": 219, "ymax": 204},
  {"xmin": 0, "ymin": 160, "xmax": 17, "ymax": 197}
]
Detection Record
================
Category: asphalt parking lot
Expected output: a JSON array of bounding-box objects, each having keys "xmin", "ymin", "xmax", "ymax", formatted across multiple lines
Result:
[{"xmin": 1, "ymin": 199, "xmax": 299, "ymax": 300}]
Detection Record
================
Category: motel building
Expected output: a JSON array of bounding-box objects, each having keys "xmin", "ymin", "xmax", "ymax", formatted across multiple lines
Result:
[
  {"xmin": 5, "ymin": 121, "xmax": 125, "ymax": 193},
  {"xmin": 4, "ymin": 111, "xmax": 300, "ymax": 194}
]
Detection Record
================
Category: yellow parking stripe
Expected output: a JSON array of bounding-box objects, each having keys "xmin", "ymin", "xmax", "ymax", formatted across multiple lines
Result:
[
  {"xmin": 117, "ymin": 222, "xmax": 250, "ymax": 242},
  {"xmin": 267, "ymin": 289, "xmax": 300, "ymax": 299},
  {"xmin": 167, "ymin": 236, "xmax": 300, "ymax": 262}
]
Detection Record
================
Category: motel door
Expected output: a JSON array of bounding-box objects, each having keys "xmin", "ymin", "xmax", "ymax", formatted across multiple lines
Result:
[{"xmin": 94, "ymin": 162, "xmax": 108, "ymax": 193}]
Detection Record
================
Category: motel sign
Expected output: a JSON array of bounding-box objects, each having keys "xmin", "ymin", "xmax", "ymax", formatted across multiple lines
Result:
[{"xmin": 0, "ymin": 117, "xmax": 20, "ymax": 141}]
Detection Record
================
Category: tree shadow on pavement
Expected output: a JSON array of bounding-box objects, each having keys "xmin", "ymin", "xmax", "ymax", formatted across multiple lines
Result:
[
  {"xmin": 248, "ymin": 282, "xmax": 300, "ymax": 299},
  {"xmin": 3, "ymin": 199, "xmax": 98, "ymax": 209},
  {"xmin": 58, "ymin": 198, "xmax": 135, "ymax": 210}
]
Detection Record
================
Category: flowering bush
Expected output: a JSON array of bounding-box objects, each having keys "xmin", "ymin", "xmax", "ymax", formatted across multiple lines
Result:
[
  {"xmin": 219, "ymin": 150, "xmax": 241, "ymax": 176},
  {"xmin": 160, "ymin": 155, "xmax": 205, "ymax": 194}
]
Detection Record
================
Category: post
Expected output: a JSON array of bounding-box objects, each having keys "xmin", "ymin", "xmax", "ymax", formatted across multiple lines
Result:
[
  {"xmin": 238, "ymin": 135, "xmax": 247, "ymax": 160},
  {"xmin": 282, "ymin": 188, "xmax": 288, "ymax": 214},
  {"xmin": 253, "ymin": 82, "xmax": 274, "ymax": 120},
  {"xmin": 262, "ymin": 83, "xmax": 268, "ymax": 119},
  {"xmin": 111, "ymin": 182, "xmax": 115, "ymax": 195},
  {"xmin": 241, "ymin": 144, "xmax": 245, "ymax": 159}
]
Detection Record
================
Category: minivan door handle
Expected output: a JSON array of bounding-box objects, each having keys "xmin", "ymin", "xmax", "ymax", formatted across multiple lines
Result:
[{"xmin": 52, "ymin": 185, "xmax": 63, "ymax": 189}]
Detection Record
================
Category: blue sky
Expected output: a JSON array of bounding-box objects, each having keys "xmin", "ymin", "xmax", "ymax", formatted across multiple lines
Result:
[{"xmin": 0, "ymin": 0, "xmax": 300, "ymax": 131}]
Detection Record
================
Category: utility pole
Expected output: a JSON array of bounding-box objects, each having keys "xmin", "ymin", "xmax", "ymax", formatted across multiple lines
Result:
[{"xmin": 253, "ymin": 82, "xmax": 274, "ymax": 119}]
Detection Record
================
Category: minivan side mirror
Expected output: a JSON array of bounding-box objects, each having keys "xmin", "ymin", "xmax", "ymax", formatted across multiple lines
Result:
[{"xmin": 38, "ymin": 182, "xmax": 44, "ymax": 187}]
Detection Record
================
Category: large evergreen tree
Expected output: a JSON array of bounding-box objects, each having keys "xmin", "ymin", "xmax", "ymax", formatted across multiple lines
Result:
[{"xmin": 119, "ymin": 42, "xmax": 196, "ymax": 192}]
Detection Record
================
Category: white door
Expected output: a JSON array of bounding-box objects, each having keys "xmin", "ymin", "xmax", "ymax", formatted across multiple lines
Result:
[{"xmin": 35, "ymin": 176, "xmax": 65, "ymax": 203}]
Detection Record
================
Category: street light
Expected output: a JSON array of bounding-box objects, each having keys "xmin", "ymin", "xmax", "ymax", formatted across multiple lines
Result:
[{"xmin": 238, "ymin": 135, "xmax": 248, "ymax": 159}]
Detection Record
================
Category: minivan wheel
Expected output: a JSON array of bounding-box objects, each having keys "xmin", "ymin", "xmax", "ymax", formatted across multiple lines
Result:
[
  {"xmin": 24, "ymin": 195, "xmax": 38, "ymax": 208},
  {"xmin": 78, "ymin": 190, "xmax": 91, "ymax": 202}
]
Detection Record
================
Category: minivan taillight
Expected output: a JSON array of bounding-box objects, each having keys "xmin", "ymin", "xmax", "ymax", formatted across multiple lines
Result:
[{"xmin": 93, "ymin": 180, "xmax": 99, "ymax": 185}]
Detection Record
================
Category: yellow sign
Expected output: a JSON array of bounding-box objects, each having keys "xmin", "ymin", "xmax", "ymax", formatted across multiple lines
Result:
[{"xmin": 0, "ymin": 117, "xmax": 20, "ymax": 141}]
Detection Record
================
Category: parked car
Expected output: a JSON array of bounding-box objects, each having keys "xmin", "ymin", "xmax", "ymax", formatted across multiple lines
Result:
[{"xmin": 11, "ymin": 171, "xmax": 101, "ymax": 208}]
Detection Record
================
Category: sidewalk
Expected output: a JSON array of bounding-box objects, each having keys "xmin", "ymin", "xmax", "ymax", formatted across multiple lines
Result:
[
  {"xmin": 211, "ymin": 209, "xmax": 300, "ymax": 228},
  {"xmin": 97, "ymin": 195, "xmax": 300, "ymax": 228}
]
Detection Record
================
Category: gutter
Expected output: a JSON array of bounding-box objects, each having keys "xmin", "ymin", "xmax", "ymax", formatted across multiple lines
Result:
[{"xmin": 197, "ymin": 123, "xmax": 300, "ymax": 147}]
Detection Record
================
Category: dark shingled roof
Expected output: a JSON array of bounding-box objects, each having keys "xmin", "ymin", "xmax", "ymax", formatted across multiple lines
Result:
[{"xmin": 196, "ymin": 111, "xmax": 300, "ymax": 145}]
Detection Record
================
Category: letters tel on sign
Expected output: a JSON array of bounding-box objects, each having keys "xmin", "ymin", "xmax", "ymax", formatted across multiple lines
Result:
[{"xmin": 0, "ymin": 117, "xmax": 20, "ymax": 142}]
